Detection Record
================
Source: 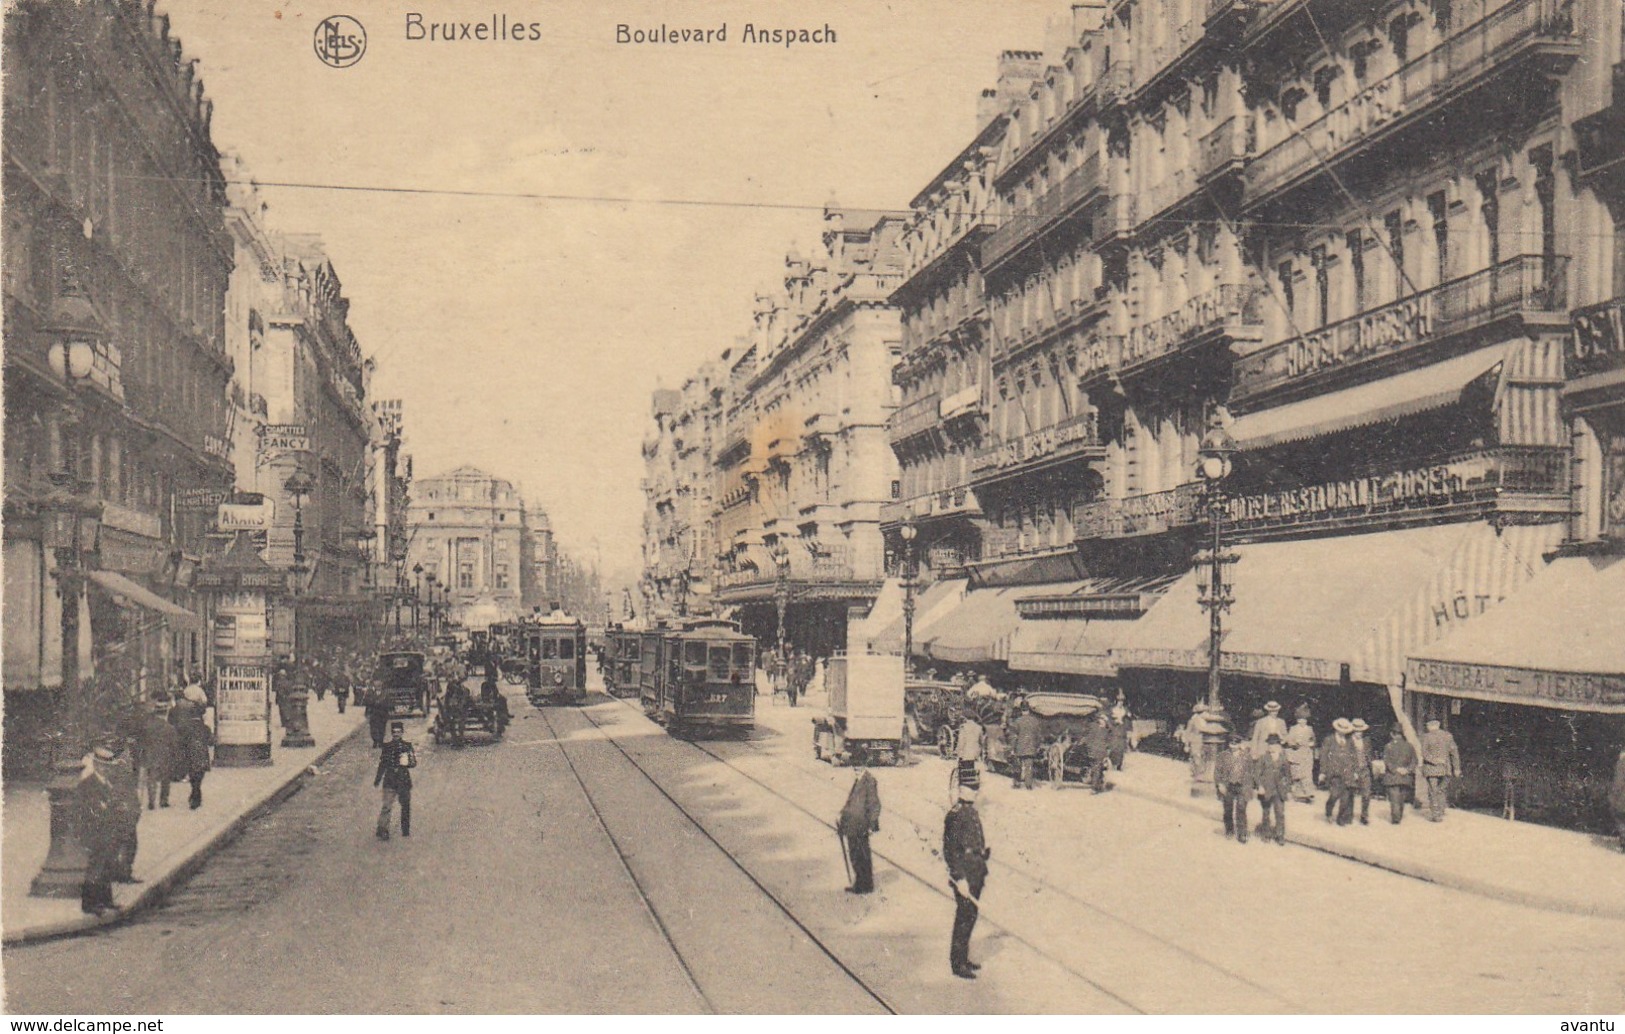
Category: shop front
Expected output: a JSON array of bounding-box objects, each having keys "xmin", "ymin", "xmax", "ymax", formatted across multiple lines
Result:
[{"xmin": 1406, "ymin": 555, "xmax": 1625, "ymax": 832}]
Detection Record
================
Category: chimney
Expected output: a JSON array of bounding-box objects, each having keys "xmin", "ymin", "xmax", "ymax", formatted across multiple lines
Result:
[
  {"xmin": 995, "ymin": 49, "xmax": 1044, "ymax": 108},
  {"xmin": 1072, "ymin": 1, "xmax": 1107, "ymax": 37},
  {"xmin": 975, "ymin": 87, "xmax": 1004, "ymax": 129}
]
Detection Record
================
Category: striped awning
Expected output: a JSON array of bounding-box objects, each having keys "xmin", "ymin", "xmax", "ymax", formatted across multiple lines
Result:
[
  {"xmin": 1114, "ymin": 520, "xmax": 1563, "ymax": 686},
  {"xmin": 1407, "ymin": 555, "xmax": 1625, "ymax": 713},
  {"xmin": 923, "ymin": 581, "xmax": 1090, "ymax": 665},
  {"xmin": 866, "ymin": 578, "xmax": 968, "ymax": 656}
]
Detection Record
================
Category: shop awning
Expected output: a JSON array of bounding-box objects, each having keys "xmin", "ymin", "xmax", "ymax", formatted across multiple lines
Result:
[
  {"xmin": 87, "ymin": 570, "xmax": 203, "ymax": 630},
  {"xmin": 1407, "ymin": 556, "xmax": 1625, "ymax": 713},
  {"xmin": 1231, "ymin": 344, "xmax": 1508, "ymax": 450},
  {"xmin": 865, "ymin": 578, "xmax": 968, "ymax": 656},
  {"xmin": 849, "ymin": 576, "xmax": 904, "ymax": 647},
  {"xmin": 1009, "ymin": 574, "xmax": 1181, "ymax": 676},
  {"xmin": 1113, "ymin": 520, "xmax": 1563, "ymax": 685},
  {"xmin": 923, "ymin": 581, "xmax": 1090, "ymax": 665}
]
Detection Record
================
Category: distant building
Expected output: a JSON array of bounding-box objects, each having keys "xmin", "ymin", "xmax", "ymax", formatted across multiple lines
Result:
[{"xmin": 404, "ymin": 465, "xmax": 525, "ymax": 627}]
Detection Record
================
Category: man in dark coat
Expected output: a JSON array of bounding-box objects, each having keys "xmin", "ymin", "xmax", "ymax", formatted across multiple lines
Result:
[
  {"xmin": 332, "ymin": 664, "xmax": 351, "ymax": 714},
  {"xmin": 1011, "ymin": 704, "xmax": 1044, "ymax": 790},
  {"xmin": 77, "ymin": 740, "xmax": 121, "ymax": 916},
  {"xmin": 375, "ymin": 722, "xmax": 415, "ymax": 839},
  {"xmin": 1253, "ymin": 733, "xmax": 1292, "ymax": 845},
  {"xmin": 365, "ymin": 684, "xmax": 392, "ymax": 749},
  {"xmin": 134, "ymin": 699, "xmax": 181, "ymax": 810},
  {"xmin": 837, "ymin": 763, "xmax": 881, "ymax": 894},
  {"xmin": 1350, "ymin": 718, "xmax": 1374, "ymax": 824},
  {"xmin": 1320, "ymin": 718, "xmax": 1357, "ymax": 825},
  {"xmin": 1420, "ymin": 717, "xmax": 1462, "ymax": 822},
  {"xmin": 943, "ymin": 780, "xmax": 989, "ymax": 979},
  {"xmin": 1382, "ymin": 725, "xmax": 1419, "ymax": 824},
  {"xmin": 100, "ymin": 736, "xmax": 142, "ymax": 882},
  {"xmin": 1215, "ymin": 732, "xmax": 1256, "ymax": 843}
]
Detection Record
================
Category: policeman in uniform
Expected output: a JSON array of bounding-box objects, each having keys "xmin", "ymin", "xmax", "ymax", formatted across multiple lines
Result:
[
  {"xmin": 943, "ymin": 775, "xmax": 990, "ymax": 979},
  {"xmin": 374, "ymin": 722, "xmax": 415, "ymax": 840}
]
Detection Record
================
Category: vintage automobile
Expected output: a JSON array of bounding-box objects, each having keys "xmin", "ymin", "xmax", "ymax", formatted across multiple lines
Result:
[
  {"xmin": 374, "ymin": 650, "xmax": 430, "ymax": 718},
  {"xmin": 983, "ymin": 692, "xmax": 1105, "ymax": 784},
  {"xmin": 814, "ymin": 651, "xmax": 909, "ymax": 766},
  {"xmin": 432, "ymin": 679, "xmax": 510, "ymax": 746},
  {"xmin": 904, "ymin": 678, "xmax": 968, "ymax": 757}
]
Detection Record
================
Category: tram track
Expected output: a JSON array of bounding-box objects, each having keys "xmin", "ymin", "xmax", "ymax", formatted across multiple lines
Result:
[
  {"xmin": 589, "ymin": 692, "xmax": 1304, "ymax": 1014},
  {"xmin": 532, "ymin": 703, "xmax": 898, "ymax": 1015}
]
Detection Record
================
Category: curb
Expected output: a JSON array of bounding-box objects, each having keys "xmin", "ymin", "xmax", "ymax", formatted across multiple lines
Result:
[
  {"xmin": 1112, "ymin": 779, "xmax": 1625, "ymax": 922},
  {"xmin": 3, "ymin": 720, "xmax": 367, "ymax": 947}
]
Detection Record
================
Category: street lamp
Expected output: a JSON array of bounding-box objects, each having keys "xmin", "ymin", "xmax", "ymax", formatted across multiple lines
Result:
[
  {"xmin": 770, "ymin": 541, "xmax": 792, "ymax": 667},
  {"xmin": 31, "ymin": 272, "xmax": 109, "ymax": 899},
  {"xmin": 900, "ymin": 524, "xmax": 918, "ymax": 674},
  {"xmin": 1191, "ymin": 406, "xmax": 1239, "ymax": 798},
  {"xmin": 425, "ymin": 572, "xmax": 438, "ymax": 638},
  {"xmin": 413, "ymin": 563, "xmax": 424, "ymax": 631},
  {"xmin": 283, "ymin": 469, "xmax": 315, "ymax": 598}
]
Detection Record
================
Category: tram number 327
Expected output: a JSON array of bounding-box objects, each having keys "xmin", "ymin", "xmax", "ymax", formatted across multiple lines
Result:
[{"xmin": 705, "ymin": 693, "xmax": 729, "ymax": 704}]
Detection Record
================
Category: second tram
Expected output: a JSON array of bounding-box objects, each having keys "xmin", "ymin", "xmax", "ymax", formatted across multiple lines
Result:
[{"xmin": 638, "ymin": 618, "xmax": 755, "ymax": 738}]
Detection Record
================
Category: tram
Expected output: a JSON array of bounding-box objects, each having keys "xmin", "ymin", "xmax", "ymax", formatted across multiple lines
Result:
[
  {"xmin": 638, "ymin": 618, "xmax": 756, "ymax": 738},
  {"xmin": 520, "ymin": 611, "xmax": 588, "ymax": 706},
  {"xmin": 603, "ymin": 626, "xmax": 643, "ymax": 698}
]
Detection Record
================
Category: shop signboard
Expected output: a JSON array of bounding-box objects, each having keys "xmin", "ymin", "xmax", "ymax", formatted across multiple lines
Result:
[
  {"xmin": 218, "ymin": 499, "xmax": 275, "ymax": 532},
  {"xmin": 259, "ymin": 424, "xmax": 310, "ymax": 455},
  {"xmin": 1408, "ymin": 658, "xmax": 1625, "ymax": 712}
]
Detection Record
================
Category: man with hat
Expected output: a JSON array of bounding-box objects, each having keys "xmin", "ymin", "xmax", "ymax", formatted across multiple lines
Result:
[
  {"xmin": 942, "ymin": 774, "xmax": 989, "ymax": 979},
  {"xmin": 1253, "ymin": 733, "xmax": 1292, "ymax": 844},
  {"xmin": 1420, "ymin": 717, "xmax": 1462, "ymax": 822},
  {"xmin": 1382, "ymin": 724, "xmax": 1419, "ymax": 824},
  {"xmin": 836, "ymin": 757, "xmax": 882, "ymax": 894},
  {"xmin": 1181, "ymin": 702, "xmax": 1210, "ymax": 779},
  {"xmin": 1321, "ymin": 719, "xmax": 1357, "ymax": 825},
  {"xmin": 1215, "ymin": 731, "xmax": 1256, "ymax": 842},
  {"xmin": 1286, "ymin": 705, "xmax": 1317, "ymax": 802},
  {"xmin": 374, "ymin": 721, "xmax": 416, "ymax": 840},
  {"xmin": 1251, "ymin": 700, "xmax": 1288, "ymax": 753},
  {"xmin": 1011, "ymin": 700, "xmax": 1044, "ymax": 791},
  {"xmin": 1350, "ymin": 718, "xmax": 1374, "ymax": 825},
  {"xmin": 77, "ymin": 736, "xmax": 123, "ymax": 916},
  {"xmin": 134, "ymin": 696, "xmax": 181, "ymax": 810}
]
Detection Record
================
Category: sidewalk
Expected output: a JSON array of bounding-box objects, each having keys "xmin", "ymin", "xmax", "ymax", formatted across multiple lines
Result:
[
  {"xmin": 1109, "ymin": 750, "xmax": 1625, "ymax": 920},
  {"xmin": 2, "ymin": 699, "xmax": 368, "ymax": 945}
]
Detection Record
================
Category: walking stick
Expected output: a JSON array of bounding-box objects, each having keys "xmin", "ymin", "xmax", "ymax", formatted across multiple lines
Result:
[{"xmin": 838, "ymin": 831, "xmax": 852, "ymax": 887}]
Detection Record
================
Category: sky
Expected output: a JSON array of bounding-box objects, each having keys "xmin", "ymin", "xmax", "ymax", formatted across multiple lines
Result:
[{"xmin": 160, "ymin": 0, "xmax": 1063, "ymax": 585}]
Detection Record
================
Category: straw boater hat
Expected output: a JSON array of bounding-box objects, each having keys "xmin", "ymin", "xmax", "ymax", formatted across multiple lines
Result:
[
  {"xmin": 1333, "ymin": 718, "xmax": 1354, "ymax": 734},
  {"xmin": 1264, "ymin": 701, "xmax": 1281, "ymax": 713},
  {"xmin": 1351, "ymin": 718, "xmax": 1369, "ymax": 732}
]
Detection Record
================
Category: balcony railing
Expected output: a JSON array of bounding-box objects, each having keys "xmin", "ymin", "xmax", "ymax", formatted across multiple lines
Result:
[
  {"xmin": 1247, "ymin": 0, "xmax": 1577, "ymax": 203},
  {"xmin": 1121, "ymin": 282, "xmax": 1264, "ymax": 373},
  {"xmin": 983, "ymin": 153, "xmax": 1104, "ymax": 269},
  {"xmin": 1235, "ymin": 254, "xmax": 1569, "ymax": 400},
  {"xmin": 902, "ymin": 205, "xmax": 999, "ymax": 280},
  {"xmin": 1090, "ymin": 190, "xmax": 1136, "ymax": 246},
  {"xmin": 888, "ymin": 390, "xmax": 943, "ymax": 444},
  {"xmin": 1073, "ymin": 483, "xmax": 1205, "ymax": 540},
  {"xmin": 973, "ymin": 410, "xmax": 1102, "ymax": 475},
  {"xmin": 1197, "ymin": 115, "xmax": 1252, "ymax": 181},
  {"xmin": 1131, "ymin": 18, "xmax": 1204, "ymax": 98}
]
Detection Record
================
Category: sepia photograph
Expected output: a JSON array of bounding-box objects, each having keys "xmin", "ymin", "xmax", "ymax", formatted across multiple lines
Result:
[{"xmin": 1, "ymin": 0, "xmax": 1623, "ymax": 1020}]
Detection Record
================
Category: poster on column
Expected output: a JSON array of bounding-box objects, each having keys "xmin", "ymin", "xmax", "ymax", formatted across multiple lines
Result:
[{"xmin": 215, "ymin": 590, "xmax": 271, "ymax": 748}]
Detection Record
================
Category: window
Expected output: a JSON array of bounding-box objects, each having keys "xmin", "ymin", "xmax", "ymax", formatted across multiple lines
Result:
[
  {"xmin": 542, "ymin": 638, "xmax": 558, "ymax": 659},
  {"xmin": 427, "ymin": 512, "xmax": 435, "ymax": 521},
  {"xmin": 1428, "ymin": 191, "xmax": 1449, "ymax": 284},
  {"xmin": 1532, "ymin": 144, "xmax": 1556, "ymax": 270},
  {"xmin": 558, "ymin": 638, "xmax": 574, "ymax": 660},
  {"xmin": 1390, "ymin": 15, "xmax": 1411, "ymax": 64},
  {"xmin": 1433, "ymin": 0, "xmax": 1453, "ymax": 34},
  {"xmin": 709, "ymin": 646, "xmax": 731, "ymax": 680},
  {"xmin": 732, "ymin": 643, "xmax": 754, "ymax": 672},
  {"xmin": 684, "ymin": 641, "xmax": 707, "ymax": 667},
  {"xmin": 495, "ymin": 564, "xmax": 509, "ymax": 590},
  {"xmin": 458, "ymin": 561, "xmax": 474, "ymax": 589},
  {"xmin": 1385, "ymin": 209, "xmax": 1406, "ymax": 294},
  {"xmin": 1312, "ymin": 245, "xmax": 1330, "ymax": 326},
  {"xmin": 1347, "ymin": 231, "xmax": 1366, "ymax": 312}
]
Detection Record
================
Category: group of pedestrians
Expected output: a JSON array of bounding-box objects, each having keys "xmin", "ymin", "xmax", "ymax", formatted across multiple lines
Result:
[{"xmin": 78, "ymin": 676, "xmax": 214, "ymax": 917}]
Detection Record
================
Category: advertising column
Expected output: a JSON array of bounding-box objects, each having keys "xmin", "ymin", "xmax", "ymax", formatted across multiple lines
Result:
[{"xmin": 199, "ymin": 529, "xmax": 280, "ymax": 766}]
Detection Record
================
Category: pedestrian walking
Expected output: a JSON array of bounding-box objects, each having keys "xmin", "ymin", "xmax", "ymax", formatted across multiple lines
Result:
[
  {"xmin": 943, "ymin": 777, "xmax": 989, "ymax": 979},
  {"xmin": 310, "ymin": 657, "xmax": 328, "ymax": 702},
  {"xmin": 273, "ymin": 661, "xmax": 293, "ymax": 729},
  {"xmin": 1216, "ymin": 732, "xmax": 1255, "ymax": 842},
  {"xmin": 1608, "ymin": 744, "xmax": 1625, "ymax": 853},
  {"xmin": 101, "ymin": 735, "xmax": 142, "ymax": 882},
  {"xmin": 1083, "ymin": 713, "xmax": 1111, "ymax": 793},
  {"xmin": 77, "ymin": 737, "xmax": 122, "ymax": 916},
  {"xmin": 1011, "ymin": 703, "xmax": 1043, "ymax": 790},
  {"xmin": 1108, "ymin": 695, "xmax": 1131, "ymax": 771},
  {"xmin": 170, "ymin": 685, "xmax": 213, "ymax": 810},
  {"xmin": 1420, "ymin": 718, "xmax": 1462, "ymax": 822},
  {"xmin": 365, "ymin": 685, "xmax": 392, "ymax": 749},
  {"xmin": 1250, "ymin": 700, "xmax": 1288, "ymax": 753},
  {"xmin": 1381, "ymin": 725, "xmax": 1418, "ymax": 824},
  {"xmin": 1180, "ymin": 701, "xmax": 1210, "ymax": 779},
  {"xmin": 1286, "ymin": 706, "xmax": 1317, "ymax": 802},
  {"xmin": 1350, "ymin": 718, "xmax": 1374, "ymax": 824},
  {"xmin": 955, "ymin": 710, "xmax": 983, "ymax": 791},
  {"xmin": 374, "ymin": 722, "xmax": 416, "ymax": 840},
  {"xmin": 333, "ymin": 664, "xmax": 351, "ymax": 714},
  {"xmin": 837, "ymin": 762, "xmax": 881, "ymax": 894},
  {"xmin": 1320, "ymin": 718, "xmax": 1357, "ymax": 825},
  {"xmin": 134, "ymin": 698, "xmax": 181, "ymax": 810},
  {"xmin": 1254, "ymin": 733, "xmax": 1292, "ymax": 845}
]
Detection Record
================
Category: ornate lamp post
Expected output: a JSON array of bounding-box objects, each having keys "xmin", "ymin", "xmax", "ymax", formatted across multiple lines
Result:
[
  {"xmin": 412, "ymin": 563, "xmax": 424, "ymax": 631},
  {"xmin": 770, "ymin": 541, "xmax": 792, "ymax": 668},
  {"xmin": 425, "ymin": 573, "xmax": 438, "ymax": 638},
  {"xmin": 32, "ymin": 274, "xmax": 109, "ymax": 897},
  {"xmin": 900, "ymin": 523, "xmax": 918, "ymax": 674},
  {"xmin": 283, "ymin": 470, "xmax": 315, "ymax": 600},
  {"xmin": 1191, "ymin": 407, "xmax": 1239, "ymax": 798},
  {"xmin": 280, "ymin": 469, "xmax": 316, "ymax": 749}
]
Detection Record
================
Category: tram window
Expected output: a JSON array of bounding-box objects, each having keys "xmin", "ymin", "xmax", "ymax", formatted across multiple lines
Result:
[
  {"xmin": 559, "ymin": 639, "xmax": 574, "ymax": 660},
  {"xmin": 542, "ymin": 639, "xmax": 558, "ymax": 659},
  {"xmin": 709, "ymin": 647, "xmax": 731, "ymax": 680},
  {"xmin": 684, "ymin": 641, "xmax": 708, "ymax": 668},
  {"xmin": 732, "ymin": 644, "xmax": 753, "ymax": 672},
  {"xmin": 627, "ymin": 641, "xmax": 640, "ymax": 661}
]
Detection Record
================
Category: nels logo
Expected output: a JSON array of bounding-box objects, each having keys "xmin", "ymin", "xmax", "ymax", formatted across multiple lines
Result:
[{"xmin": 314, "ymin": 15, "xmax": 366, "ymax": 68}]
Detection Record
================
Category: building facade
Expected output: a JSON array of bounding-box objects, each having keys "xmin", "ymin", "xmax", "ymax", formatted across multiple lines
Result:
[
  {"xmin": 404, "ymin": 465, "xmax": 526, "ymax": 628},
  {"xmin": 3, "ymin": 0, "xmax": 232, "ymax": 769}
]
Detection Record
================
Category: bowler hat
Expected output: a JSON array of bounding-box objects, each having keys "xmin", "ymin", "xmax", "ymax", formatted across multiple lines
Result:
[{"xmin": 1351, "ymin": 718, "xmax": 1369, "ymax": 732}]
